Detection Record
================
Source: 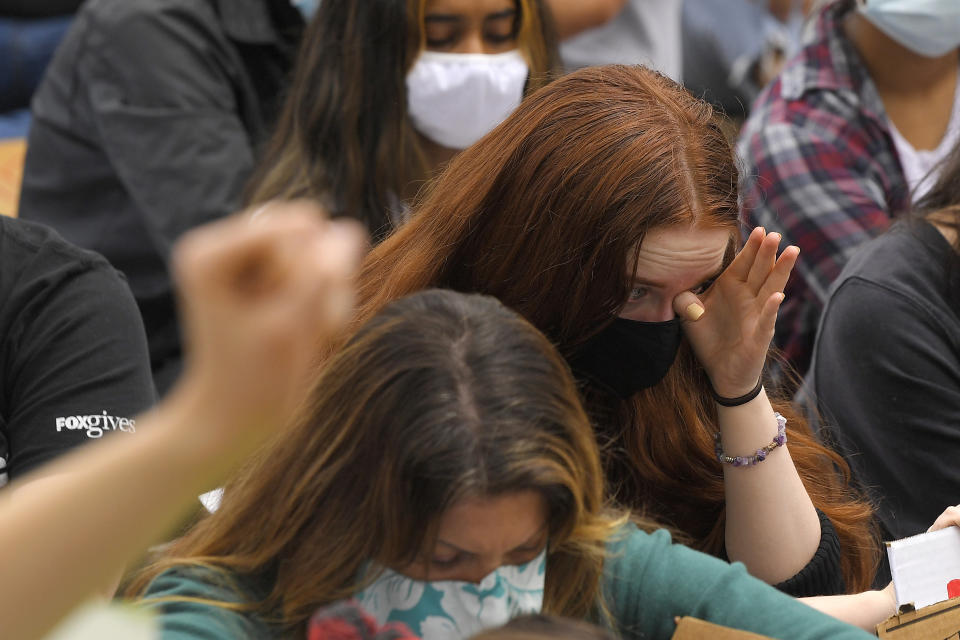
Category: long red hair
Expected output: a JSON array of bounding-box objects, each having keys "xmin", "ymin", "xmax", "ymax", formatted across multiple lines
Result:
[{"xmin": 352, "ymin": 65, "xmax": 878, "ymax": 591}]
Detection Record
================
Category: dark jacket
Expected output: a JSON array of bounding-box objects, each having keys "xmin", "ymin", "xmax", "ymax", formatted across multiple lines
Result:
[{"xmin": 18, "ymin": 0, "xmax": 303, "ymax": 395}]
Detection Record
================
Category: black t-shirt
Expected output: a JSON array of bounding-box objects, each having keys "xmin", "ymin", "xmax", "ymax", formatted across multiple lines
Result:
[
  {"xmin": 18, "ymin": 0, "xmax": 302, "ymax": 395},
  {"xmin": 0, "ymin": 217, "xmax": 156, "ymax": 485},
  {"xmin": 810, "ymin": 219, "xmax": 960, "ymax": 540}
]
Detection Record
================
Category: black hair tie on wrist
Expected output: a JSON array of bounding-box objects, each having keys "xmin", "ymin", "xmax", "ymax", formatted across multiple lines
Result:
[{"xmin": 712, "ymin": 378, "xmax": 763, "ymax": 407}]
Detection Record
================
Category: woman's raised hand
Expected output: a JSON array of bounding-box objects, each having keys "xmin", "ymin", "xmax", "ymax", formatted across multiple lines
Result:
[
  {"xmin": 173, "ymin": 201, "xmax": 367, "ymax": 443},
  {"xmin": 672, "ymin": 227, "xmax": 798, "ymax": 398}
]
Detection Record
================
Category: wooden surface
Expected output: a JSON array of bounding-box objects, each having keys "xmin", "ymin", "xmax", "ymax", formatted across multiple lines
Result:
[
  {"xmin": 671, "ymin": 618, "xmax": 775, "ymax": 639},
  {"xmin": 0, "ymin": 138, "xmax": 27, "ymax": 217},
  {"xmin": 877, "ymin": 598, "xmax": 960, "ymax": 639}
]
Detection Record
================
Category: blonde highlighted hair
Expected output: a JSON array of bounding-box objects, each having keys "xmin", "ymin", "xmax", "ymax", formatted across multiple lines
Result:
[{"xmin": 129, "ymin": 290, "xmax": 625, "ymax": 632}]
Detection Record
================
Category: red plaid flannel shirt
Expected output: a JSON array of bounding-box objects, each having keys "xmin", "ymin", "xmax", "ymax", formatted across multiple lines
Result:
[{"xmin": 737, "ymin": 0, "xmax": 909, "ymax": 378}]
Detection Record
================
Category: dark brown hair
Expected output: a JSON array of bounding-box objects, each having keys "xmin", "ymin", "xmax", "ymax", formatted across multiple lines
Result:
[
  {"xmin": 245, "ymin": 0, "xmax": 560, "ymax": 240},
  {"xmin": 129, "ymin": 290, "xmax": 623, "ymax": 630},
  {"xmin": 350, "ymin": 64, "xmax": 878, "ymax": 591},
  {"xmin": 907, "ymin": 139, "xmax": 960, "ymax": 306},
  {"xmin": 916, "ymin": 139, "xmax": 960, "ymax": 254}
]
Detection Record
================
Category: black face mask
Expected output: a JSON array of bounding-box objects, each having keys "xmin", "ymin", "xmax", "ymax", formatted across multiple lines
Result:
[{"xmin": 568, "ymin": 317, "xmax": 683, "ymax": 398}]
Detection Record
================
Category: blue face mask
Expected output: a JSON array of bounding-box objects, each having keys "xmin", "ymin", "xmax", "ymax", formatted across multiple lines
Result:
[
  {"xmin": 859, "ymin": 0, "xmax": 960, "ymax": 58},
  {"xmin": 354, "ymin": 550, "xmax": 546, "ymax": 640},
  {"xmin": 291, "ymin": 0, "xmax": 319, "ymax": 20}
]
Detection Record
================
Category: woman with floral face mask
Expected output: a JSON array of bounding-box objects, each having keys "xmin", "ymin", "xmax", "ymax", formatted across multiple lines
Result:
[
  {"xmin": 244, "ymin": 0, "xmax": 560, "ymax": 240},
  {"xmin": 129, "ymin": 289, "xmax": 872, "ymax": 640},
  {"xmin": 346, "ymin": 64, "xmax": 880, "ymax": 597}
]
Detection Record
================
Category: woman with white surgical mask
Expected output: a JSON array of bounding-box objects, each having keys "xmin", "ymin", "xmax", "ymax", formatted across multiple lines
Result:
[
  {"xmin": 246, "ymin": 0, "xmax": 560, "ymax": 241},
  {"xmin": 857, "ymin": 0, "xmax": 960, "ymax": 59},
  {"xmin": 853, "ymin": 0, "xmax": 960, "ymax": 198},
  {"xmin": 405, "ymin": 41, "xmax": 530, "ymax": 151}
]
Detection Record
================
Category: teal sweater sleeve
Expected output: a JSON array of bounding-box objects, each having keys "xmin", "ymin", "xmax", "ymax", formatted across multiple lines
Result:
[
  {"xmin": 138, "ymin": 568, "xmax": 274, "ymax": 640},
  {"xmin": 603, "ymin": 525, "xmax": 873, "ymax": 640}
]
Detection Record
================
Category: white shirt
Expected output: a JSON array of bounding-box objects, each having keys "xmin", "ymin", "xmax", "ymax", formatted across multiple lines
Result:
[
  {"xmin": 888, "ymin": 73, "xmax": 960, "ymax": 203},
  {"xmin": 559, "ymin": 0, "xmax": 683, "ymax": 81}
]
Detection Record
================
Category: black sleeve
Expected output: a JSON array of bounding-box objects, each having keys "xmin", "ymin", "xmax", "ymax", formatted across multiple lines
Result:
[
  {"xmin": 812, "ymin": 277, "xmax": 960, "ymax": 539},
  {"xmin": 772, "ymin": 509, "xmax": 845, "ymax": 597},
  {"xmin": 716, "ymin": 509, "xmax": 845, "ymax": 596},
  {"xmin": 3, "ymin": 257, "xmax": 156, "ymax": 480},
  {"xmin": 78, "ymin": 4, "xmax": 254, "ymax": 256}
]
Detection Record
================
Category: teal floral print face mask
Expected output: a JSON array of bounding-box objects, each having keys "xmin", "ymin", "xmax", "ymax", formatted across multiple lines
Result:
[{"xmin": 354, "ymin": 549, "xmax": 546, "ymax": 640}]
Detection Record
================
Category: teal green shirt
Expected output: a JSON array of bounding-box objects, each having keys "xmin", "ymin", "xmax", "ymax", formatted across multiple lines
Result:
[{"xmin": 141, "ymin": 524, "xmax": 873, "ymax": 639}]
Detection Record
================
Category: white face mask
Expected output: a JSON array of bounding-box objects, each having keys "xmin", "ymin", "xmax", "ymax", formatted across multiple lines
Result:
[
  {"xmin": 355, "ymin": 549, "xmax": 546, "ymax": 640},
  {"xmin": 406, "ymin": 50, "xmax": 529, "ymax": 150},
  {"xmin": 858, "ymin": 0, "xmax": 960, "ymax": 58}
]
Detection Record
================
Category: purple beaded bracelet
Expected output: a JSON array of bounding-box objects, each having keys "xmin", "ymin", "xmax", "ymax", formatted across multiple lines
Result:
[{"xmin": 714, "ymin": 412, "xmax": 787, "ymax": 467}]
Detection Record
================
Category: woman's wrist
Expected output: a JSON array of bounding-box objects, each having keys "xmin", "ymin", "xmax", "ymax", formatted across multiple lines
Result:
[
  {"xmin": 712, "ymin": 378, "xmax": 763, "ymax": 407},
  {"xmin": 715, "ymin": 412, "xmax": 786, "ymax": 466},
  {"xmin": 856, "ymin": 587, "xmax": 896, "ymax": 631},
  {"xmin": 880, "ymin": 582, "xmax": 896, "ymax": 618},
  {"xmin": 705, "ymin": 365, "xmax": 765, "ymax": 400},
  {"xmin": 800, "ymin": 587, "xmax": 897, "ymax": 632},
  {"xmin": 713, "ymin": 387, "xmax": 785, "ymax": 460}
]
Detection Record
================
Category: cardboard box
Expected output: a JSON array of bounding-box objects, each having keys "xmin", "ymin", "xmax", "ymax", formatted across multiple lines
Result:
[
  {"xmin": 876, "ymin": 598, "xmax": 960, "ymax": 639},
  {"xmin": 671, "ymin": 617, "xmax": 775, "ymax": 639}
]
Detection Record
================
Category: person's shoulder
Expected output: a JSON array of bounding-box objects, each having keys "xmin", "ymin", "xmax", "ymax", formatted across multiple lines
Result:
[
  {"xmin": 143, "ymin": 566, "xmax": 250, "ymax": 603},
  {"xmin": 740, "ymin": 33, "xmax": 863, "ymax": 154},
  {"xmin": 78, "ymin": 0, "xmax": 218, "ymax": 38},
  {"xmin": 739, "ymin": 84, "xmax": 853, "ymax": 152},
  {"xmin": 602, "ymin": 522, "xmax": 683, "ymax": 578},
  {"xmin": 603, "ymin": 522, "xmax": 728, "ymax": 568},
  {"xmin": 0, "ymin": 217, "xmax": 139, "ymax": 347},
  {"xmin": 817, "ymin": 222, "xmax": 951, "ymax": 354},
  {"xmin": 832, "ymin": 220, "xmax": 943, "ymax": 296},
  {"xmin": 1, "ymin": 217, "xmax": 113, "ymax": 271},
  {"xmin": 0, "ymin": 217, "xmax": 120, "ymax": 283},
  {"xmin": 603, "ymin": 521, "xmax": 663, "ymax": 553},
  {"xmin": 81, "ymin": 0, "xmax": 212, "ymax": 21},
  {"xmin": 140, "ymin": 566, "xmax": 273, "ymax": 640}
]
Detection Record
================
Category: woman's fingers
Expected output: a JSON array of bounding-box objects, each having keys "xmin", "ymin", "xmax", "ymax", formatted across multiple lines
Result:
[
  {"xmin": 756, "ymin": 291, "xmax": 785, "ymax": 344},
  {"xmin": 928, "ymin": 505, "xmax": 960, "ymax": 532},
  {"xmin": 746, "ymin": 232, "xmax": 781, "ymax": 293},
  {"xmin": 726, "ymin": 226, "xmax": 764, "ymax": 281},
  {"xmin": 758, "ymin": 245, "xmax": 799, "ymax": 301}
]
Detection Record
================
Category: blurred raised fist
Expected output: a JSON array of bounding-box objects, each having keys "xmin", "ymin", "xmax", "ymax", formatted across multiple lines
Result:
[{"xmin": 173, "ymin": 201, "xmax": 367, "ymax": 438}]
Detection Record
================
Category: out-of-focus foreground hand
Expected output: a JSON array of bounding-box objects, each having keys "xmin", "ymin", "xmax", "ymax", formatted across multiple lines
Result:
[
  {"xmin": 0, "ymin": 202, "xmax": 366, "ymax": 640},
  {"xmin": 172, "ymin": 201, "xmax": 367, "ymax": 449}
]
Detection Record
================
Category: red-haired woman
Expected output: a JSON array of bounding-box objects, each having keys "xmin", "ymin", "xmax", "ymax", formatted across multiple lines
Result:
[{"xmin": 348, "ymin": 64, "xmax": 879, "ymax": 595}]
